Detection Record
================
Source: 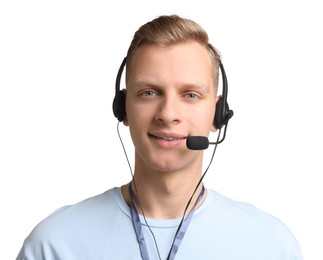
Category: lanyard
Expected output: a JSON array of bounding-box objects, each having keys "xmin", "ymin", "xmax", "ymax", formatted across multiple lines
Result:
[{"xmin": 129, "ymin": 183, "xmax": 205, "ymax": 260}]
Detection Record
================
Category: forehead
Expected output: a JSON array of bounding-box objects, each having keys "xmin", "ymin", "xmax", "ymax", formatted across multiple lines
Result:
[{"xmin": 126, "ymin": 41, "xmax": 215, "ymax": 89}]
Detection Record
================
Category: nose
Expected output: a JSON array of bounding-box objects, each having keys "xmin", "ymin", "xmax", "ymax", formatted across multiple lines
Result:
[{"xmin": 155, "ymin": 95, "xmax": 182, "ymax": 125}]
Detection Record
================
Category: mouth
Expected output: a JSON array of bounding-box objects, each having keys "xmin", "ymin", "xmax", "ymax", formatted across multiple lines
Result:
[{"xmin": 148, "ymin": 133, "xmax": 187, "ymax": 141}]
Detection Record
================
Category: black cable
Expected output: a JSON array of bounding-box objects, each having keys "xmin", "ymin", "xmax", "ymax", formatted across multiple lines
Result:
[
  {"xmin": 117, "ymin": 121, "xmax": 162, "ymax": 260},
  {"xmin": 117, "ymin": 121, "xmax": 221, "ymax": 260},
  {"xmin": 166, "ymin": 128, "xmax": 222, "ymax": 260}
]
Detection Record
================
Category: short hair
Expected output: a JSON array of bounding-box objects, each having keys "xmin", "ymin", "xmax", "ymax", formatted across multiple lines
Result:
[{"xmin": 125, "ymin": 15, "xmax": 221, "ymax": 89}]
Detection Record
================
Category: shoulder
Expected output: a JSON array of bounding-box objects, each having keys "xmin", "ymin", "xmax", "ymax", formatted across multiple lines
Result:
[
  {"xmin": 44, "ymin": 187, "xmax": 117, "ymax": 219},
  {"xmin": 17, "ymin": 187, "xmax": 133, "ymax": 259},
  {"xmin": 205, "ymin": 189, "xmax": 289, "ymax": 224},
  {"xmin": 193, "ymin": 189, "xmax": 303, "ymax": 258},
  {"xmin": 17, "ymin": 188, "xmax": 123, "ymax": 259}
]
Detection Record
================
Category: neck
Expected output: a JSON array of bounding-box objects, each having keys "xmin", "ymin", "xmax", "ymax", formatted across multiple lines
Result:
[{"xmin": 122, "ymin": 165, "xmax": 206, "ymax": 219}]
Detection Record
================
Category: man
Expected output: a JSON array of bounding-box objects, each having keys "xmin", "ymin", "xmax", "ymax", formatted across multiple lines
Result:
[{"xmin": 17, "ymin": 14, "xmax": 303, "ymax": 259}]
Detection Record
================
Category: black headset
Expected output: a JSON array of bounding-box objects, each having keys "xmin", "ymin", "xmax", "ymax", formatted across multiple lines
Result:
[{"xmin": 113, "ymin": 56, "xmax": 233, "ymax": 129}]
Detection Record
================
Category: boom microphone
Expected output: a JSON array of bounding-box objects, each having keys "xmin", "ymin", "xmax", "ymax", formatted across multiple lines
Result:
[
  {"xmin": 186, "ymin": 136, "xmax": 218, "ymax": 150},
  {"xmin": 186, "ymin": 117, "xmax": 232, "ymax": 150}
]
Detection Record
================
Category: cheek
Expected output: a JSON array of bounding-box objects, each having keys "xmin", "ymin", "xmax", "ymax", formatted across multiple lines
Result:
[
  {"xmin": 126, "ymin": 103, "xmax": 153, "ymax": 128},
  {"xmin": 190, "ymin": 111, "xmax": 216, "ymax": 134}
]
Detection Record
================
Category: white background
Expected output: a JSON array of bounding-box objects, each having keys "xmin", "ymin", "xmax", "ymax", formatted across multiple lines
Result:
[{"xmin": 1, "ymin": 0, "xmax": 322, "ymax": 259}]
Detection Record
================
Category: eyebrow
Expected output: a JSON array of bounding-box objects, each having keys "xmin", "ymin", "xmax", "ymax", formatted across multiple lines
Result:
[{"xmin": 129, "ymin": 78, "xmax": 156, "ymax": 89}]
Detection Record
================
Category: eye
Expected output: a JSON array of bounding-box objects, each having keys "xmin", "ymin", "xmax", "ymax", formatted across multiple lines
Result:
[
  {"xmin": 138, "ymin": 89, "xmax": 159, "ymax": 98},
  {"xmin": 143, "ymin": 90, "xmax": 156, "ymax": 97},
  {"xmin": 141, "ymin": 90, "xmax": 157, "ymax": 97},
  {"xmin": 185, "ymin": 92, "xmax": 199, "ymax": 99}
]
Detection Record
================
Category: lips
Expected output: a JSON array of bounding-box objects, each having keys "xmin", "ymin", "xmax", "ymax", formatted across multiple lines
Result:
[
  {"xmin": 148, "ymin": 133, "xmax": 186, "ymax": 141},
  {"xmin": 155, "ymin": 135, "xmax": 185, "ymax": 141}
]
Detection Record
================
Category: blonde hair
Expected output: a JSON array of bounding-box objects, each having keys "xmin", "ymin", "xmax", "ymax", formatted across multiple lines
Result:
[{"xmin": 125, "ymin": 15, "xmax": 221, "ymax": 88}]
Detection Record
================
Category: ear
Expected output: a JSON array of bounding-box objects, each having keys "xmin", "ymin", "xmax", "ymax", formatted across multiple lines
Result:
[
  {"xmin": 122, "ymin": 89, "xmax": 129, "ymax": 126},
  {"xmin": 210, "ymin": 124, "xmax": 217, "ymax": 132},
  {"xmin": 123, "ymin": 116, "xmax": 129, "ymax": 126}
]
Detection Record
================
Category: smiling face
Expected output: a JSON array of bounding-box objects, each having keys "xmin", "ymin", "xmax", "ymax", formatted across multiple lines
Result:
[{"xmin": 123, "ymin": 41, "xmax": 218, "ymax": 174}]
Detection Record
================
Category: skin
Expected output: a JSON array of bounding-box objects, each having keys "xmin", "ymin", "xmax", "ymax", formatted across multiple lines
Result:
[{"xmin": 121, "ymin": 41, "xmax": 219, "ymax": 219}]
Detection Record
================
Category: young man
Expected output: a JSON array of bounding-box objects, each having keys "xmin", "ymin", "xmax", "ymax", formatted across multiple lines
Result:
[{"xmin": 17, "ymin": 15, "xmax": 303, "ymax": 260}]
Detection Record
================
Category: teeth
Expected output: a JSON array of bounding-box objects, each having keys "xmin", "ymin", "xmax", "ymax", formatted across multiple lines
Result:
[{"xmin": 156, "ymin": 136, "xmax": 183, "ymax": 141}]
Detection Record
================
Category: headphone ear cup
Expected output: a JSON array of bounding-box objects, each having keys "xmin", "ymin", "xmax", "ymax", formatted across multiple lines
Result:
[
  {"xmin": 214, "ymin": 97, "xmax": 231, "ymax": 129},
  {"xmin": 113, "ymin": 90, "xmax": 126, "ymax": 122},
  {"xmin": 214, "ymin": 97, "xmax": 224, "ymax": 129},
  {"xmin": 214, "ymin": 97, "xmax": 233, "ymax": 129}
]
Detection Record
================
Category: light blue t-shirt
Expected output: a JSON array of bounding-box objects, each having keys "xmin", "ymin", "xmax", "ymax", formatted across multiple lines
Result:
[{"xmin": 17, "ymin": 187, "xmax": 303, "ymax": 260}]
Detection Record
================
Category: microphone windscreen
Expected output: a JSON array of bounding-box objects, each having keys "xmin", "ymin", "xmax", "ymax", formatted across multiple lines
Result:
[{"xmin": 186, "ymin": 136, "xmax": 209, "ymax": 150}]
